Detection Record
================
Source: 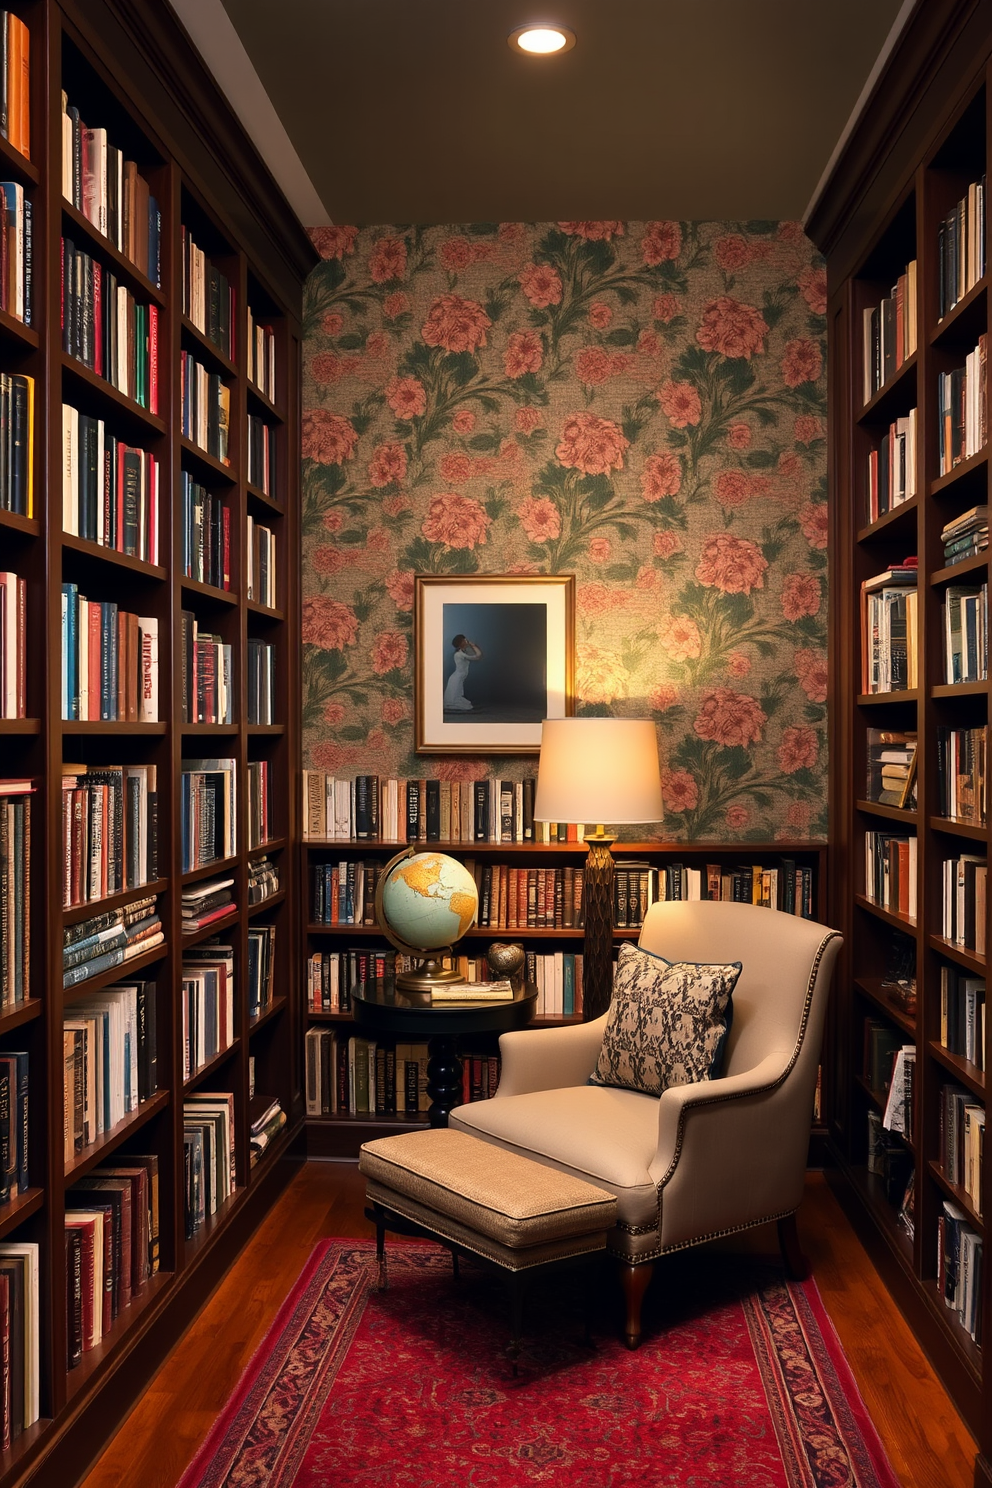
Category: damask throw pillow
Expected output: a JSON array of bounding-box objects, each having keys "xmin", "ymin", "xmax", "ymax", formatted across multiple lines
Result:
[{"xmin": 590, "ymin": 943, "xmax": 740, "ymax": 1097}]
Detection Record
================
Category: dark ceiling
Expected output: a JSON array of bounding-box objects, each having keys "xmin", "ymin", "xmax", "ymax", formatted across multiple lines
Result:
[{"xmin": 219, "ymin": 0, "xmax": 904, "ymax": 226}]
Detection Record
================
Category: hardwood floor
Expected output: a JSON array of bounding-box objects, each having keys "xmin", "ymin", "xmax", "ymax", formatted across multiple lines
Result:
[{"xmin": 76, "ymin": 1163, "xmax": 977, "ymax": 1488}]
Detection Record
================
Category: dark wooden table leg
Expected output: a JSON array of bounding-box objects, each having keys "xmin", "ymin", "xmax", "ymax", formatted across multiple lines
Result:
[{"xmin": 426, "ymin": 1035, "xmax": 462, "ymax": 1127}]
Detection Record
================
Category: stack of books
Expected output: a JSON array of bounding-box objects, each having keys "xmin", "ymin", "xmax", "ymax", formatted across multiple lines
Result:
[
  {"xmin": 246, "ymin": 516, "xmax": 276, "ymax": 608},
  {"xmin": 246, "ymin": 308, "xmax": 276, "ymax": 401},
  {"xmin": 937, "ymin": 174, "xmax": 986, "ymax": 319},
  {"xmin": 62, "ymin": 979, "xmax": 158, "ymax": 1154},
  {"xmin": 937, "ymin": 334, "xmax": 988, "ymax": 474},
  {"xmin": 863, "ymin": 259, "xmax": 918, "ymax": 402},
  {"xmin": 247, "ymin": 925, "xmax": 276, "ymax": 1019},
  {"xmin": 183, "ymin": 1093, "xmax": 236, "ymax": 1237},
  {"xmin": 65, "ymin": 1156, "xmax": 159, "ymax": 1368},
  {"xmin": 942, "ymin": 582, "xmax": 988, "ymax": 683},
  {"xmin": 861, "ymin": 560, "xmax": 919, "ymax": 693},
  {"xmin": 181, "ymin": 227, "xmax": 235, "ymax": 356},
  {"xmin": 249, "ymin": 1099, "xmax": 286, "ymax": 1165},
  {"xmin": 0, "ymin": 1050, "xmax": 28, "ymax": 1205},
  {"xmin": 61, "ymin": 405, "xmax": 160, "ymax": 562},
  {"xmin": 62, "ymin": 900, "xmax": 163, "ymax": 989},
  {"xmin": 939, "ymin": 964, "xmax": 986, "ymax": 1070},
  {"xmin": 942, "ymin": 853, "xmax": 988, "ymax": 953},
  {"xmin": 0, "ymin": 1240, "xmax": 39, "ymax": 1446},
  {"xmin": 180, "ymin": 352, "xmax": 231, "ymax": 465},
  {"xmin": 941, "ymin": 506, "xmax": 988, "ymax": 566},
  {"xmin": 430, "ymin": 979, "xmax": 513, "ymax": 1002},
  {"xmin": 61, "ymin": 93, "xmax": 161, "ymax": 284},
  {"xmin": 61, "ymin": 762, "xmax": 159, "ymax": 904},
  {"xmin": 939, "ymin": 1201, "xmax": 983, "ymax": 1343},
  {"xmin": 181, "ymin": 876, "xmax": 235, "ymax": 935},
  {"xmin": 248, "ymin": 414, "xmax": 277, "ymax": 496},
  {"xmin": 60, "ymin": 591, "xmax": 159, "ymax": 723},
  {"xmin": 61, "ymin": 239, "xmax": 160, "ymax": 410},
  {"xmin": 866, "ymin": 729, "xmax": 918, "ymax": 808},
  {"xmin": 867, "ymin": 409, "xmax": 917, "ymax": 522},
  {"xmin": 181, "ymin": 943, "xmax": 234, "ymax": 1079},
  {"xmin": 1, "ymin": 13, "xmax": 31, "ymax": 161},
  {"xmin": 181, "ymin": 474, "xmax": 230, "ymax": 590},
  {"xmin": 180, "ymin": 758, "xmax": 237, "ymax": 871},
  {"xmin": 936, "ymin": 725, "xmax": 987, "ymax": 822},
  {"xmin": 247, "ymin": 854, "xmax": 279, "ymax": 905}
]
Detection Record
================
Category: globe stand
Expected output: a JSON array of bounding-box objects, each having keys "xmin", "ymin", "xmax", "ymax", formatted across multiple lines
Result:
[
  {"xmin": 425, "ymin": 1036, "xmax": 461, "ymax": 1126},
  {"xmin": 374, "ymin": 844, "xmax": 479, "ymax": 994}
]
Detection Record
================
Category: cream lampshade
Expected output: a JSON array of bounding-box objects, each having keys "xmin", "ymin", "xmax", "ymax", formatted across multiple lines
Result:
[{"xmin": 534, "ymin": 718, "xmax": 663, "ymax": 1019}]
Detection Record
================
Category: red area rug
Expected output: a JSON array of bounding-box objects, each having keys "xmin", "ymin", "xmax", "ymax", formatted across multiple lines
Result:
[{"xmin": 178, "ymin": 1240, "xmax": 900, "ymax": 1488}]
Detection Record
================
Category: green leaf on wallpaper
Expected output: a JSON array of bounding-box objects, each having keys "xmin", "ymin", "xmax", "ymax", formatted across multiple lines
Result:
[
  {"xmin": 605, "ymin": 328, "xmax": 638, "ymax": 347},
  {"xmin": 804, "ymin": 704, "xmax": 827, "ymax": 723},
  {"xmin": 792, "ymin": 616, "xmax": 825, "ymax": 640},
  {"xmin": 745, "ymin": 450, "xmax": 777, "ymax": 468},
  {"xmin": 665, "ymin": 428, "xmax": 688, "ymax": 448},
  {"xmin": 485, "ymin": 289, "xmax": 511, "ymax": 323},
  {"xmin": 575, "ymin": 701, "xmax": 612, "ymax": 717},
  {"xmin": 337, "ymin": 726, "xmax": 366, "ymax": 742},
  {"xmin": 467, "ymin": 223, "xmax": 499, "ymax": 237},
  {"xmin": 468, "ymin": 432, "xmax": 502, "ymax": 452},
  {"xmin": 614, "ymin": 284, "xmax": 639, "ymax": 305},
  {"xmin": 752, "ymin": 405, "xmax": 778, "ymax": 426},
  {"xmin": 337, "ymin": 333, "xmax": 364, "ymax": 350},
  {"xmin": 604, "ymin": 563, "xmax": 639, "ymax": 582},
  {"xmin": 745, "ymin": 221, "xmax": 778, "ymax": 235},
  {"xmin": 675, "ymin": 345, "xmax": 710, "ymax": 381},
  {"xmin": 445, "ymin": 352, "xmax": 479, "ymax": 386},
  {"xmin": 721, "ymin": 359, "xmax": 756, "ymax": 396},
  {"xmin": 721, "ymin": 749, "xmax": 751, "ymax": 779}
]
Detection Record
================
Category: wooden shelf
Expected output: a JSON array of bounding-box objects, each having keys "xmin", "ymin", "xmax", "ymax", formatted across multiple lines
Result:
[
  {"xmin": 179, "ymin": 576, "xmax": 238, "ymax": 607},
  {"xmin": 61, "ymin": 354, "xmax": 166, "ymax": 434},
  {"xmin": 183, "ymin": 1042, "xmax": 240, "ymax": 1092},
  {"xmin": 246, "ymin": 483, "xmax": 282, "ymax": 514},
  {"xmin": 61, "ymin": 534, "xmax": 166, "ymax": 580},
  {"xmin": 0, "ymin": 1190, "xmax": 45, "ymax": 1241},
  {"xmin": 64, "ymin": 1092, "xmax": 171, "ymax": 1182},
  {"xmin": 179, "ymin": 435, "xmax": 236, "ymax": 485},
  {"xmin": 245, "ymin": 381, "xmax": 284, "ymax": 424},
  {"xmin": 61, "ymin": 198, "xmax": 165, "ymax": 304},
  {"xmin": 0, "ymin": 306, "xmax": 39, "ymax": 351},
  {"xmin": 0, "ymin": 718, "xmax": 40, "ymax": 735},
  {"xmin": 0, "ymin": 508, "xmax": 39, "ymax": 537},
  {"xmin": 249, "ymin": 994, "xmax": 288, "ymax": 1035},
  {"xmin": 854, "ymin": 977, "xmax": 917, "ymax": 1037},
  {"xmin": 180, "ymin": 315, "xmax": 237, "ymax": 377},
  {"xmin": 928, "ymin": 1040, "xmax": 985, "ymax": 1100},
  {"xmin": 929, "ymin": 445, "xmax": 989, "ymax": 496},
  {"xmin": 63, "ymin": 881, "xmax": 167, "ymax": 926}
]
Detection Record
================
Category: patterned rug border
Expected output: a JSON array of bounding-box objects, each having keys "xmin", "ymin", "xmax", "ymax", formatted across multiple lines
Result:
[{"xmin": 177, "ymin": 1239, "xmax": 900, "ymax": 1488}]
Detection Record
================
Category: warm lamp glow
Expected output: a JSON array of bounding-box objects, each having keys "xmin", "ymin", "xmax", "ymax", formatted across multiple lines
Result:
[
  {"xmin": 534, "ymin": 718, "xmax": 663, "ymax": 828},
  {"xmin": 509, "ymin": 24, "xmax": 576, "ymax": 55}
]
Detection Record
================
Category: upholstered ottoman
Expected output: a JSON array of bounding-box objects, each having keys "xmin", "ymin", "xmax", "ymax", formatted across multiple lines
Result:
[{"xmin": 359, "ymin": 1128, "xmax": 618, "ymax": 1365}]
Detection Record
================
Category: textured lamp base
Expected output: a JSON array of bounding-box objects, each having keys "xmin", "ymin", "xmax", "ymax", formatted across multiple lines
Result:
[{"xmin": 582, "ymin": 833, "xmax": 616, "ymax": 1021}]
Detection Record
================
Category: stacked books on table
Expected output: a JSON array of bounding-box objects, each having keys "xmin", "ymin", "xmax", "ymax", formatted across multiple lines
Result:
[
  {"xmin": 941, "ymin": 506, "xmax": 988, "ymax": 566},
  {"xmin": 181, "ymin": 875, "xmax": 235, "ymax": 934},
  {"xmin": 430, "ymin": 980, "xmax": 514, "ymax": 1003},
  {"xmin": 249, "ymin": 1099, "xmax": 286, "ymax": 1166},
  {"xmin": 63, "ymin": 898, "xmax": 163, "ymax": 988}
]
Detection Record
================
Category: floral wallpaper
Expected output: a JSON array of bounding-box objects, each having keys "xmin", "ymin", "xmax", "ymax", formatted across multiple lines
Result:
[{"xmin": 301, "ymin": 220, "xmax": 828, "ymax": 842}]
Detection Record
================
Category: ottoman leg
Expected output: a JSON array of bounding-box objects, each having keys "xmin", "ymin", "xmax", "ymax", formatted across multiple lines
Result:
[
  {"xmin": 373, "ymin": 1205, "xmax": 388, "ymax": 1291},
  {"xmin": 620, "ymin": 1262, "xmax": 654, "ymax": 1349},
  {"xmin": 505, "ymin": 1271, "xmax": 528, "ymax": 1376}
]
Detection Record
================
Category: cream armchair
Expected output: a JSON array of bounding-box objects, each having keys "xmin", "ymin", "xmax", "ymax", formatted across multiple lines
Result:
[{"xmin": 449, "ymin": 898, "xmax": 842, "ymax": 1347}]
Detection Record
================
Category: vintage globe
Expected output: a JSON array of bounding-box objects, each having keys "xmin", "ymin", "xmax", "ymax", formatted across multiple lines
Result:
[{"xmin": 375, "ymin": 848, "xmax": 479, "ymax": 990}]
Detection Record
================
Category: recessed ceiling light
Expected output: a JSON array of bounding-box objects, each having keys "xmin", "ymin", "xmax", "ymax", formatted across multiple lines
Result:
[{"xmin": 508, "ymin": 24, "xmax": 576, "ymax": 56}]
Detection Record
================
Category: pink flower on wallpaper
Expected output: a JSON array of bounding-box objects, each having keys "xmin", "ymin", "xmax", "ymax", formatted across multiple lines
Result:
[
  {"xmin": 382, "ymin": 494, "xmax": 412, "ymax": 517},
  {"xmin": 577, "ymin": 583, "xmax": 614, "ymax": 617},
  {"xmin": 322, "ymin": 701, "xmax": 346, "ymax": 725},
  {"xmin": 641, "ymin": 221, "xmax": 682, "ymax": 265},
  {"xmin": 727, "ymin": 651, "xmax": 751, "ymax": 677},
  {"xmin": 386, "ymin": 570, "xmax": 415, "ymax": 611},
  {"xmin": 696, "ymin": 296, "xmax": 769, "ymax": 359},
  {"xmin": 778, "ymin": 451, "xmax": 803, "ymax": 481},
  {"xmin": 649, "ymin": 683, "xmax": 680, "ymax": 712},
  {"xmin": 695, "ymin": 533, "xmax": 768, "ymax": 594},
  {"xmin": 369, "ymin": 235, "xmax": 408, "ymax": 283},
  {"xmin": 498, "ymin": 222, "xmax": 525, "ymax": 244},
  {"xmin": 777, "ymin": 726, "xmax": 819, "ymax": 773},
  {"xmin": 440, "ymin": 237, "xmax": 475, "ymax": 271},
  {"xmin": 439, "ymin": 452, "xmax": 474, "ymax": 484},
  {"xmin": 322, "ymin": 509, "xmax": 343, "ymax": 533},
  {"xmin": 558, "ymin": 221, "xmax": 625, "ymax": 240},
  {"xmin": 786, "ymin": 800, "xmax": 813, "ymax": 831},
  {"xmin": 310, "ymin": 224, "xmax": 358, "ymax": 260},
  {"xmin": 781, "ymin": 573, "xmax": 822, "ymax": 620},
  {"xmin": 381, "ymin": 698, "xmax": 409, "ymax": 725},
  {"xmin": 421, "ymin": 493, "xmax": 491, "ymax": 549},
  {"xmin": 575, "ymin": 644, "xmax": 628, "ymax": 704},
  {"xmin": 636, "ymin": 330, "xmax": 662, "ymax": 356},
  {"xmin": 778, "ymin": 221, "xmax": 805, "ymax": 243},
  {"xmin": 504, "ymin": 330, "xmax": 543, "ymax": 377},
  {"xmin": 660, "ymin": 613, "xmax": 702, "ymax": 662},
  {"xmin": 312, "ymin": 545, "xmax": 345, "ymax": 575},
  {"xmin": 715, "ymin": 470, "xmax": 752, "ymax": 508},
  {"xmin": 368, "ymin": 442, "xmax": 408, "ymax": 488},
  {"xmin": 727, "ymin": 422, "xmax": 752, "ymax": 449},
  {"xmin": 781, "ymin": 338, "xmax": 822, "ymax": 387},
  {"xmin": 517, "ymin": 496, "xmax": 561, "ymax": 543},
  {"xmin": 302, "ymin": 409, "xmax": 358, "ymax": 464},
  {"xmin": 365, "ymin": 527, "xmax": 391, "ymax": 554},
  {"xmin": 588, "ymin": 301, "xmax": 613, "ymax": 328},
  {"xmin": 383, "ymin": 293, "xmax": 410, "ymax": 320},
  {"xmin": 452, "ymin": 409, "xmax": 476, "ymax": 433},
  {"xmin": 657, "ymin": 380, "xmax": 702, "ymax": 428},
  {"xmin": 556, "ymin": 413, "xmax": 629, "ymax": 475},
  {"xmin": 519, "ymin": 263, "xmax": 563, "ymax": 307},
  {"xmin": 799, "ymin": 502, "xmax": 829, "ymax": 549},
  {"xmin": 386, "ymin": 376, "xmax": 428, "ymax": 419},
  {"xmin": 421, "ymin": 294, "xmax": 492, "ymax": 354},
  {"xmin": 641, "ymin": 452, "xmax": 682, "ymax": 500},
  {"xmin": 793, "ymin": 648, "xmax": 828, "ymax": 703},
  {"xmin": 321, "ymin": 312, "xmax": 344, "ymax": 336},
  {"xmin": 653, "ymin": 294, "xmax": 681, "ymax": 323},
  {"xmin": 588, "ymin": 537, "xmax": 611, "ymax": 563},
  {"xmin": 715, "ymin": 236, "xmax": 752, "ymax": 272},
  {"xmin": 433, "ymin": 757, "xmax": 485, "ymax": 783},
  {"xmin": 302, "ymin": 596, "xmax": 359, "ymax": 650},
  {"xmin": 794, "ymin": 414, "xmax": 824, "ymax": 444},
  {"xmin": 636, "ymin": 564, "xmax": 659, "ymax": 589},
  {"xmin": 661, "ymin": 768, "xmax": 698, "ymax": 812},
  {"xmin": 515, "ymin": 406, "xmax": 543, "ymax": 434},
  {"xmin": 310, "ymin": 352, "xmax": 345, "ymax": 385},
  {"xmin": 499, "ymin": 438, "xmax": 522, "ymax": 466},
  {"xmin": 365, "ymin": 332, "xmax": 389, "ymax": 359},
  {"xmin": 311, "ymin": 741, "xmax": 362, "ymax": 772},
  {"xmin": 694, "ymin": 687, "xmax": 767, "ymax": 747},
  {"xmin": 365, "ymin": 728, "xmax": 388, "ymax": 753},
  {"xmin": 797, "ymin": 265, "xmax": 827, "ymax": 315},
  {"xmin": 653, "ymin": 529, "xmax": 683, "ymax": 559},
  {"xmin": 372, "ymin": 631, "xmax": 409, "ymax": 674},
  {"xmin": 576, "ymin": 347, "xmax": 625, "ymax": 385},
  {"xmin": 725, "ymin": 803, "xmax": 751, "ymax": 829}
]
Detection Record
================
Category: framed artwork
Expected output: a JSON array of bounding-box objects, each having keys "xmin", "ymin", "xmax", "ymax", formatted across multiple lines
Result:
[{"xmin": 414, "ymin": 574, "xmax": 575, "ymax": 754}]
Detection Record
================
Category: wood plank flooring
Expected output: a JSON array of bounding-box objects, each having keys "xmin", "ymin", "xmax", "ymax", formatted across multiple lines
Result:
[{"xmin": 76, "ymin": 1163, "xmax": 977, "ymax": 1488}]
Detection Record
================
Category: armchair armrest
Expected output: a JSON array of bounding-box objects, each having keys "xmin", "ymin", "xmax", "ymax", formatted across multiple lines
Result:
[
  {"xmin": 495, "ymin": 1015, "xmax": 608, "ymax": 1097},
  {"xmin": 649, "ymin": 1051, "xmax": 791, "ymax": 1186}
]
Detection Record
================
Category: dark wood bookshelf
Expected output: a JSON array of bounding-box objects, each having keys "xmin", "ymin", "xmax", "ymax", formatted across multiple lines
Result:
[
  {"xmin": 179, "ymin": 434, "xmax": 236, "ymax": 485},
  {"xmin": 60, "ymin": 533, "xmax": 167, "ymax": 580},
  {"xmin": 179, "ymin": 314, "xmax": 238, "ymax": 378}
]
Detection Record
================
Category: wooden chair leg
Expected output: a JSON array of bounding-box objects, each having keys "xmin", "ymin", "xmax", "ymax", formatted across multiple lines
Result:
[
  {"xmin": 619, "ymin": 1262, "xmax": 654, "ymax": 1349},
  {"xmin": 778, "ymin": 1212, "xmax": 812, "ymax": 1280}
]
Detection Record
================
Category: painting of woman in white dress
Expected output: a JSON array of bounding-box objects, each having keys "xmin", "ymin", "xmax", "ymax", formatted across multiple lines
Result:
[{"xmin": 442, "ymin": 635, "xmax": 483, "ymax": 712}]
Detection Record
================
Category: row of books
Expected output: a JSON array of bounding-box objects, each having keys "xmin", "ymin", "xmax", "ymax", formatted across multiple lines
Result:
[
  {"xmin": 246, "ymin": 515, "xmax": 277, "ymax": 609},
  {"xmin": 181, "ymin": 474, "xmax": 230, "ymax": 590},
  {"xmin": 0, "ymin": 180, "xmax": 31, "ymax": 324},
  {"xmin": 246, "ymin": 307, "xmax": 276, "ymax": 403},
  {"xmin": 247, "ymin": 639, "xmax": 276, "ymax": 726},
  {"xmin": 181, "ymin": 227, "xmax": 235, "ymax": 358},
  {"xmin": 943, "ymin": 581, "xmax": 988, "ymax": 683},
  {"xmin": 940, "ymin": 1082, "xmax": 984, "ymax": 1217},
  {"xmin": 937, "ymin": 334, "xmax": 987, "ymax": 475},
  {"xmin": 184, "ymin": 1092, "xmax": 236, "ymax": 1238},
  {"xmin": 247, "ymin": 759, "xmax": 271, "ymax": 850},
  {"xmin": 248, "ymin": 854, "xmax": 279, "ymax": 905},
  {"xmin": 61, "ymin": 238, "xmax": 160, "ymax": 412},
  {"xmin": 0, "ymin": 1050, "xmax": 27, "ymax": 1205},
  {"xmin": 937, "ymin": 175, "xmax": 986, "ymax": 321},
  {"xmin": 63, "ymin": 901, "xmax": 162, "ymax": 990},
  {"xmin": 864, "ymin": 830, "xmax": 918, "ymax": 920},
  {"xmin": 941, "ymin": 853, "xmax": 988, "ymax": 954},
  {"xmin": 0, "ymin": 570, "xmax": 24, "ymax": 718},
  {"xmin": 302, "ymin": 772, "xmax": 569, "ymax": 844},
  {"xmin": 941, "ymin": 504, "xmax": 988, "ymax": 567},
  {"xmin": 866, "ymin": 409, "xmax": 917, "ymax": 523},
  {"xmin": 939, "ymin": 1201, "xmax": 983, "ymax": 1343},
  {"xmin": 180, "ymin": 758, "xmax": 237, "ymax": 872},
  {"xmin": 179, "ymin": 612, "xmax": 233, "ymax": 726},
  {"xmin": 62, "ymin": 979, "xmax": 158, "ymax": 1157},
  {"xmin": 60, "ymin": 589, "xmax": 159, "ymax": 722},
  {"xmin": 0, "ymin": 372, "xmax": 33, "ymax": 515},
  {"xmin": 306, "ymin": 1031, "xmax": 431, "ymax": 1117},
  {"xmin": 181, "ymin": 875, "xmax": 235, "ymax": 936},
  {"xmin": 247, "ymin": 414, "xmax": 277, "ymax": 498},
  {"xmin": 862, "ymin": 259, "xmax": 917, "ymax": 403},
  {"xmin": 0, "ymin": 781, "xmax": 30, "ymax": 1007},
  {"xmin": 0, "ymin": 13, "xmax": 30, "ymax": 160},
  {"xmin": 182, "ymin": 943, "xmax": 234, "ymax": 1081},
  {"xmin": 65, "ymin": 1155, "xmax": 160, "ymax": 1368},
  {"xmin": 659, "ymin": 859, "xmax": 817, "ymax": 916},
  {"xmin": 61, "ymin": 93, "xmax": 161, "ymax": 286},
  {"xmin": 935, "ymin": 725, "xmax": 986, "ymax": 823},
  {"xmin": 61, "ymin": 405, "xmax": 160, "ymax": 564},
  {"xmin": 181, "ymin": 351, "xmax": 231, "ymax": 465},
  {"xmin": 61, "ymin": 763, "xmax": 158, "ymax": 906},
  {"xmin": 0, "ymin": 1240, "xmax": 38, "ymax": 1445},
  {"xmin": 249, "ymin": 1097, "xmax": 286, "ymax": 1166},
  {"xmin": 247, "ymin": 925, "xmax": 277, "ymax": 1021},
  {"xmin": 860, "ymin": 562, "xmax": 918, "ymax": 694},
  {"xmin": 939, "ymin": 964, "xmax": 985, "ymax": 1071},
  {"xmin": 866, "ymin": 729, "xmax": 917, "ymax": 809}
]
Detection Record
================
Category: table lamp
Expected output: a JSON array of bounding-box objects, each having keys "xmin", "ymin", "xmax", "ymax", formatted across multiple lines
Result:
[{"xmin": 533, "ymin": 718, "xmax": 664, "ymax": 1020}]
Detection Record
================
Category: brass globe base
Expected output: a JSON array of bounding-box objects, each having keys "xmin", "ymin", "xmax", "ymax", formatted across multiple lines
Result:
[{"xmin": 395, "ymin": 954, "xmax": 464, "ymax": 993}]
